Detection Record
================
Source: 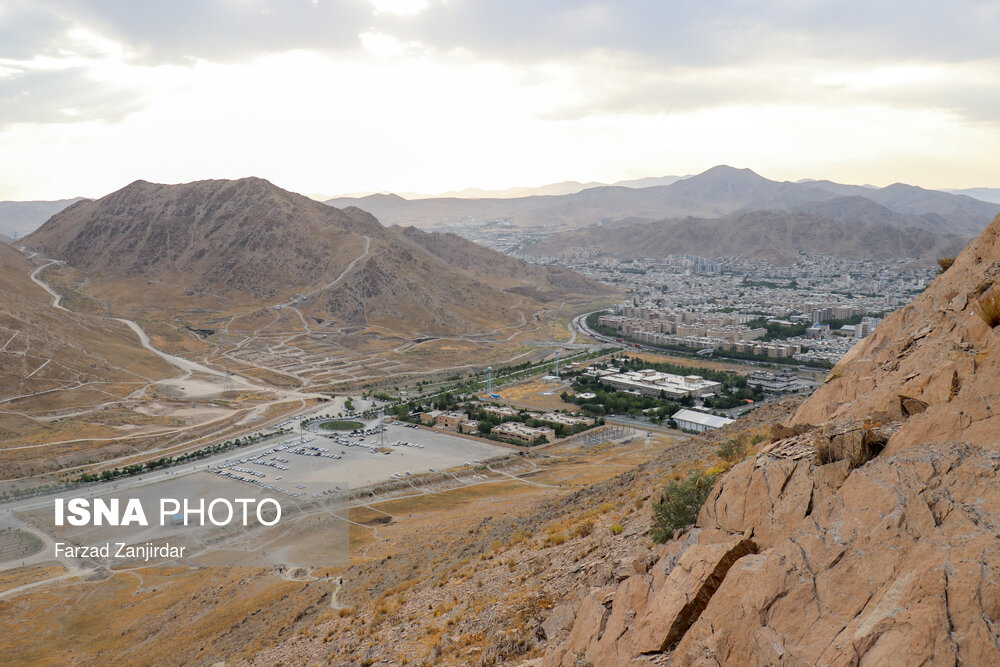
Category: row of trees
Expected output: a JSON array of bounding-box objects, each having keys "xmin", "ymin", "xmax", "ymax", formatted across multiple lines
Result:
[{"xmin": 74, "ymin": 429, "xmax": 286, "ymax": 484}]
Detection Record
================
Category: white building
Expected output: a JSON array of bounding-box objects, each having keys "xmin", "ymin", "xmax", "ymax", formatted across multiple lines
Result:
[
  {"xmin": 672, "ymin": 408, "xmax": 735, "ymax": 432},
  {"xmin": 598, "ymin": 369, "xmax": 722, "ymax": 398}
]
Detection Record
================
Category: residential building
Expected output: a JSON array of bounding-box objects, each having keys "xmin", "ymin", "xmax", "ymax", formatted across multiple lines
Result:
[
  {"xmin": 493, "ymin": 422, "xmax": 556, "ymax": 445},
  {"xmin": 538, "ymin": 412, "xmax": 594, "ymax": 428}
]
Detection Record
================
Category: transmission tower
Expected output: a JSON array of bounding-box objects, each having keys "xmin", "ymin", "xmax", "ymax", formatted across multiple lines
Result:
[
  {"xmin": 554, "ymin": 350, "xmax": 560, "ymax": 377},
  {"xmin": 486, "ymin": 366, "xmax": 493, "ymax": 395},
  {"xmin": 224, "ymin": 367, "xmax": 235, "ymax": 393}
]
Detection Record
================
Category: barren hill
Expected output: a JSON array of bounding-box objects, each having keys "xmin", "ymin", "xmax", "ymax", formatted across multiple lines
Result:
[
  {"xmin": 327, "ymin": 165, "xmax": 1000, "ymax": 235},
  {"xmin": 0, "ymin": 242, "xmax": 175, "ymax": 476},
  {"xmin": 26, "ymin": 178, "xmax": 610, "ymax": 337},
  {"xmin": 26, "ymin": 178, "xmax": 381, "ymax": 301},
  {"xmin": 522, "ymin": 210, "xmax": 970, "ymax": 265}
]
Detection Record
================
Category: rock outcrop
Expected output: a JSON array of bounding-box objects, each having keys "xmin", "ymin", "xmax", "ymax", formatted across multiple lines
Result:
[
  {"xmin": 540, "ymin": 215, "xmax": 1000, "ymax": 665},
  {"xmin": 789, "ymin": 213, "xmax": 1000, "ymax": 452}
]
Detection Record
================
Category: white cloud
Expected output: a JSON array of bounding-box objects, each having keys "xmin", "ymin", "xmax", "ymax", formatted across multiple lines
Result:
[
  {"xmin": 1, "ymin": 1, "xmax": 1000, "ymax": 199},
  {"xmin": 370, "ymin": 0, "xmax": 430, "ymax": 17}
]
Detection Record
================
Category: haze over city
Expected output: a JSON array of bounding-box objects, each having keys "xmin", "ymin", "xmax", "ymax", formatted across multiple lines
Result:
[{"xmin": 2, "ymin": 0, "xmax": 1000, "ymax": 200}]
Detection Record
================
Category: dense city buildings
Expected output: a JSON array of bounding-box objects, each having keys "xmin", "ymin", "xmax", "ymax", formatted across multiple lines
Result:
[{"xmin": 513, "ymin": 246, "xmax": 930, "ymax": 365}]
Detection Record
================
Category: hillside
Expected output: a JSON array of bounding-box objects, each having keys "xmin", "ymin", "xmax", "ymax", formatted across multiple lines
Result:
[
  {"xmin": 22, "ymin": 178, "xmax": 612, "ymax": 393},
  {"xmin": 522, "ymin": 210, "xmax": 970, "ymax": 265},
  {"xmin": 534, "ymin": 213, "xmax": 1000, "ymax": 664},
  {"xmin": 0, "ymin": 198, "xmax": 84, "ymax": 238},
  {"xmin": 7, "ymin": 215, "xmax": 1000, "ymax": 664},
  {"xmin": 0, "ymin": 242, "xmax": 176, "ymax": 477},
  {"xmin": 26, "ymin": 178, "xmax": 381, "ymax": 302},
  {"xmin": 327, "ymin": 166, "xmax": 1000, "ymax": 235},
  {"xmin": 248, "ymin": 213, "xmax": 1000, "ymax": 665},
  {"xmin": 26, "ymin": 178, "xmax": 610, "ymax": 337}
]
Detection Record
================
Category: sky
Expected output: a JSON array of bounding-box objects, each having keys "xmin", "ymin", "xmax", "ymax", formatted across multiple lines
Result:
[{"xmin": 2, "ymin": 0, "xmax": 1000, "ymax": 201}]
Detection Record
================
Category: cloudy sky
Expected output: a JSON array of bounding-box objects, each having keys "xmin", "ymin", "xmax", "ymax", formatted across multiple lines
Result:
[{"xmin": 2, "ymin": 0, "xmax": 999, "ymax": 200}]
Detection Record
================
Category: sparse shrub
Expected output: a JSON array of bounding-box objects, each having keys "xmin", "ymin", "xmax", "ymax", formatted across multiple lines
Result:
[
  {"xmin": 574, "ymin": 520, "xmax": 594, "ymax": 538},
  {"xmin": 508, "ymin": 528, "xmax": 533, "ymax": 545},
  {"xmin": 973, "ymin": 289, "xmax": 1000, "ymax": 328},
  {"xmin": 544, "ymin": 532, "xmax": 568, "ymax": 547},
  {"xmin": 718, "ymin": 436, "xmax": 749, "ymax": 463},
  {"xmin": 610, "ymin": 524, "xmax": 624, "ymax": 536},
  {"xmin": 718, "ymin": 433, "xmax": 766, "ymax": 464},
  {"xmin": 937, "ymin": 257, "xmax": 955, "ymax": 273},
  {"xmin": 651, "ymin": 470, "xmax": 717, "ymax": 543}
]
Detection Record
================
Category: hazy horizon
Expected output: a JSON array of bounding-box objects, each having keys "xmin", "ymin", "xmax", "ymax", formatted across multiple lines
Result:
[{"xmin": 2, "ymin": 2, "xmax": 1000, "ymax": 200}]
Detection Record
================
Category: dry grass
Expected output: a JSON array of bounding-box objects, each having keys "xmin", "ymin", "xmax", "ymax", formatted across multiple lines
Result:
[
  {"xmin": 0, "ymin": 564, "xmax": 66, "ymax": 594},
  {"xmin": 973, "ymin": 289, "xmax": 1000, "ymax": 328},
  {"xmin": 497, "ymin": 378, "xmax": 578, "ymax": 412}
]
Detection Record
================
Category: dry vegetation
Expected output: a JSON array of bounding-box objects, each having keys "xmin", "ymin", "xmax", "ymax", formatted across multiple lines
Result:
[{"xmin": 973, "ymin": 288, "xmax": 1000, "ymax": 328}]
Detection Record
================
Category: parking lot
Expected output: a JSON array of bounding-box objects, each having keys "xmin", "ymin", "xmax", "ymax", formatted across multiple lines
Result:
[{"xmin": 211, "ymin": 419, "xmax": 510, "ymax": 492}]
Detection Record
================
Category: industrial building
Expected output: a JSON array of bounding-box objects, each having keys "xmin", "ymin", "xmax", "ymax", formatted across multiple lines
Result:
[
  {"xmin": 593, "ymin": 368, "xmax": 723, "ymax": 398},
  {"xmin": 672, "ymin": 408, "xmax": 735, "ymax": 432}
]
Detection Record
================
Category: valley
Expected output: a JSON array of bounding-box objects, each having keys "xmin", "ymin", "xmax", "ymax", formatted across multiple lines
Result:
[{"xmin": 2, "ymin": 169, "xmax": 1000, "ymax": 667}]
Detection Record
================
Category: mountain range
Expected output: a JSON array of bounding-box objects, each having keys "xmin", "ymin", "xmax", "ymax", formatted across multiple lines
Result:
[
  {"xmin": 24, "ymin": 178, "xmax": 610, "ymax": 337},
  {"xmin": 310, "ymin": 174, "xmax": 684, "ymax": 202},
  {"xmin": 523, "ymin": 210, "xmax": 971, "ymax": 265},
  {"xmin": 946, "ymin": 186, "xmax": 1000, "ymax": 204},
  {"xmin": 0, "ymin": 198, "xmax": 83, "ymax": 238},
  {"xmin": 326, "ymin": 166, "xmax": 1000, "ymax": 236}
]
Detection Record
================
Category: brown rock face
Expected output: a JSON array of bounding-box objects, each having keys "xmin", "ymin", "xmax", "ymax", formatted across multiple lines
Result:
[
  {"xmin": 542, "ymin": 216, "xmax": 1000, "ymax": 666},
  {"xmin": 674, "ymin": 442, "xmax": 1000, "ymax": 666},
  {"xmin": 628, "ymin": 538, "xmax": 757, "ymax": 655}
]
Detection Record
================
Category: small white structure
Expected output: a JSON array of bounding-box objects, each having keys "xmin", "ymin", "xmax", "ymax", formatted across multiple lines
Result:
[{"xmin": 672, "ymin": 408, "xmax": 735, "ymax": 433}]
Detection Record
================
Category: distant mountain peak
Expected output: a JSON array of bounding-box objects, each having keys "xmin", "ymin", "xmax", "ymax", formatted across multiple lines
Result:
[{"xmin": 698, "ymin": 164, "xmax": 764, "ymax": 179}]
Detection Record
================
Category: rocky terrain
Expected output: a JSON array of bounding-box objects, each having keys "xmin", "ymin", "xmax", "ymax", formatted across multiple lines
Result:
[
  {"xmin": 537, "ymin": 213, "xmax": 1000, "ymax": 665},
  {"xmin": 523, "ymin": 210, "xmax": 970, "ymax": 265}
]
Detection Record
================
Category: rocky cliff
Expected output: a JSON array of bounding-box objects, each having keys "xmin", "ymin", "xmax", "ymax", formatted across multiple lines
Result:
[{"xmin": 541, "ymin": 215, "xmax": 1000, "ymax": 665}]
